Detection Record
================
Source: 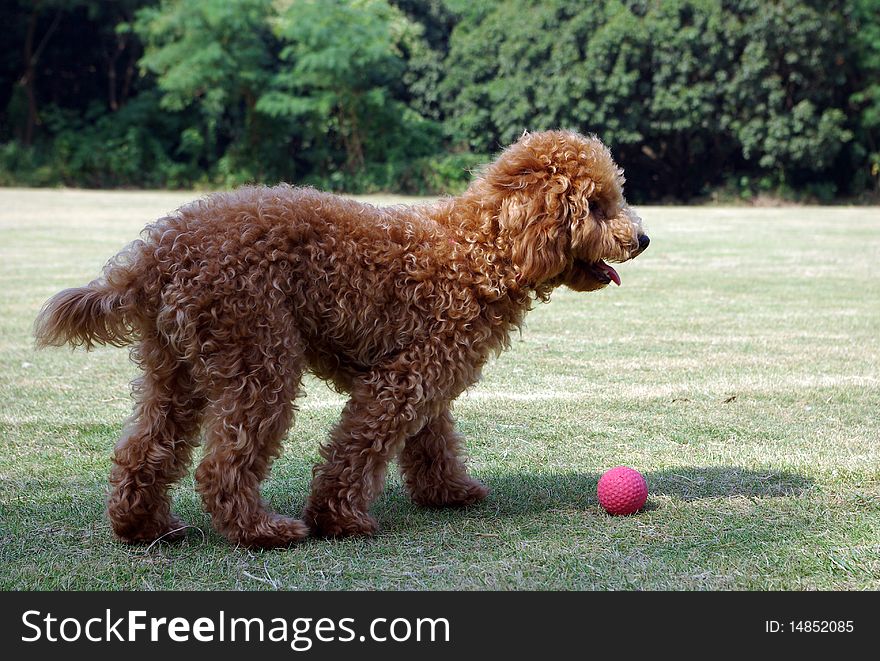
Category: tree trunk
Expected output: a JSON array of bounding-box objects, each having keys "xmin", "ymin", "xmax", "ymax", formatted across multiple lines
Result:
[
  {"xmin": 20, "ymin": 9, "xmax": 38, "ymax": 145},
  {"xmin": 340, "ymin": 97, "xmax": 365, "ymax": 173},
  {"xmin": 120, "ymin": 44, "xmax": 137, "ymax": 107},
  {"xmin": 17, "ymin": 4, "xmax": 63, "ymax": 145},
  {"xmin": 107, "ymin": 31, "xmax": 127, "ymax": 112}
]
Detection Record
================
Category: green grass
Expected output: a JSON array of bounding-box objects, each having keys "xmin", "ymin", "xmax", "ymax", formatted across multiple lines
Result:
[{"xmin": 1, "ymin": 188, "xmax": 878, "ymax": 590}]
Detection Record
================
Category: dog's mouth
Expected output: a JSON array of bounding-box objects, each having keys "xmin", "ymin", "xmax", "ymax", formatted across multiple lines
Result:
[{"xmin": 576, "ymin": 259, "xmax": 621, "ymax": 286}]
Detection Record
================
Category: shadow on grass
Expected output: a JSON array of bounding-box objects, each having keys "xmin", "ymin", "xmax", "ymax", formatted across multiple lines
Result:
[
  {"xmin": 440, "ymin": 466, "xmax": 815, "ymax": 517},
  {"xmin": 3, "ymin": 460, "xmax": 813, "ymax": 546}
]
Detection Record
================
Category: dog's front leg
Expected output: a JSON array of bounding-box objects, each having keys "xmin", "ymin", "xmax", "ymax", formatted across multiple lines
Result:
[
  {"xmin": 399, "ymin": 408, "xmax": 489, "ymax": 508},
  {"xmin": 304, "ymin": 347, "xmax": 452, "ymax": 537}
]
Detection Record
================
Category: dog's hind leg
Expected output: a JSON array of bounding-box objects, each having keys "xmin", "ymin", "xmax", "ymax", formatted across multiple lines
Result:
[
  {"xmin": 399, "ymin": 409, "xmax": 488, "ymax": 508},
  {"xmin": 194, "ymin": 346, "xmax": 308, "ymax": 549},
  {"xmin": 108, "ymin": 339, "xmax": 204, "ymax": 544}
]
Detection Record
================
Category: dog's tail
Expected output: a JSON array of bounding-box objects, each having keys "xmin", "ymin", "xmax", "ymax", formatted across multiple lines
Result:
[{"xmin": 34, "ymin": 279, "xmax": 140, "ymax": 350}]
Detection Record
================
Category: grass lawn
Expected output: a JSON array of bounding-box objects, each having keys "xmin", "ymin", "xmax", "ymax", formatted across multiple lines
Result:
[{"xmin": 0, "ymin": 188, "xmax": 878, "ymax": 590}]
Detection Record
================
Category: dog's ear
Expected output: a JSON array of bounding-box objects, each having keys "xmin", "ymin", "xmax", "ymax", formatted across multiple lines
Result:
[
  {"xmin": 498, "ymin": 184, "xmax": 570, "ymax": 286},
  {"xmin": 487, "ymin": 133, "xmax": 577, "ymax": 286}
]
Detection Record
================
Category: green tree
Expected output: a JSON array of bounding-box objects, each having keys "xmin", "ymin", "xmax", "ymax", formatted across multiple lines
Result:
[
  {"xmin": 2, "ymin": 0, "xmax": 878, "ymax": 198},
  {"xmin": 134, "ymin": 0, "xmax": 282, "ymax": 181},
  {"xmin": 439, "ymin": 0, "xmax": 869, "ymax": 200},
  {"xmin": 257, "ymin": 0, "xmax": 433, "ymax": 173},
  {"xmin": 722, "ymin": 0, "xmax": 854, "ymax": 194},
  {"xmin": 2, "ymin": 0, "xmax": 147, "ymax": 145},
  {"xmin": 848, "ymin": 0, "xmax": 880, "ymax": 192}
]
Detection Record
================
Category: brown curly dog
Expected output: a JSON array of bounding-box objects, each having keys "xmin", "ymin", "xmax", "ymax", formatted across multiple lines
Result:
[{"xmin": 35, "ymin": 130, "xmax": 649, "ymax": 548}]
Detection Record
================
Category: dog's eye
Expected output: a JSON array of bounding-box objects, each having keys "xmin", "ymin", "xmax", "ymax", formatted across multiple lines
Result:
[{"xmin": 593, "ymin": 206, "xmax": 606, "ymax": 221}]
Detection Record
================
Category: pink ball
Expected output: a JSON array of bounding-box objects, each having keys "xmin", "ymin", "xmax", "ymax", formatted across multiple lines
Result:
[{"xmin": 597, "ymin": 466, "xmax": 648, "ymax": 515}]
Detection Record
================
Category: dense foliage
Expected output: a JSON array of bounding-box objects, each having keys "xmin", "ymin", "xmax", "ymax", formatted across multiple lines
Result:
[{"xmin": 1, "ymin": 0, "xmax": 878, "ymax": 201}]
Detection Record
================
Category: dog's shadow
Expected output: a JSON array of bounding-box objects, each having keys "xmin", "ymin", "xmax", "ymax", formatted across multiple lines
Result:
[
  {"xmin": 1, "ymin": 461, "xmax": 814, "ymax": 547},
  {"xmin": 387, "ymin": 466, "xmax": 814, "ymax": 519}
]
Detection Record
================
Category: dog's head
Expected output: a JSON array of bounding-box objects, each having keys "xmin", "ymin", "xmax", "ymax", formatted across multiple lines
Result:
[{"xmin": 483, "ymin": 130, "xmax": 648, "ymax": 296}]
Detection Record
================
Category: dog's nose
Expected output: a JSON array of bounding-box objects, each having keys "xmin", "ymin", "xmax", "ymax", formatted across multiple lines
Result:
[{"xmin": 637, "ymin": 234, "xmax": 650, "ymax": 254}]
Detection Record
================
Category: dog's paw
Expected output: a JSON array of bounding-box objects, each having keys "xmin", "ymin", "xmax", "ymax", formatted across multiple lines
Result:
[
  {"xmin": 230, "ymin": 514, "xmax": 310, "ymax": 549},
  {"xmin": 303, "ymin": 503, "xmax": 379, "ymax": 538},
  {"xmin": 112, "ymin": 514, "xmax": 189, "ymax": 545},
  {"xmin": 410, "ymin": 477, "xmax": 489, "ymax": 508}
]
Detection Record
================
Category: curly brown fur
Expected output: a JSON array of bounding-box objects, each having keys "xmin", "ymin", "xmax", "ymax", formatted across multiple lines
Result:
[{"xmin": 35, "ymin": 130, "xmax": 648, "ymax": 548}]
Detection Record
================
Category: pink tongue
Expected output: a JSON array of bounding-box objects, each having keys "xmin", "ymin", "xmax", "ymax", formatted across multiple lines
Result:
[{"xmin": 600, "ymin": 261, "xmax": 621, "ymax": 286}]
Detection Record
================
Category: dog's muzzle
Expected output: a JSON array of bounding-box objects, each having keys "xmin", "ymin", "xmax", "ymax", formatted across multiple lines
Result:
[{"xmin": 634, "ymin": 233, "xmax": 650, "ymax": 257}]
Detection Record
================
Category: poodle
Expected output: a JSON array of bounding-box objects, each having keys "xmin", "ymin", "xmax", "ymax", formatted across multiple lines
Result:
[{"xmin": 34, "ymin": 130, "xmax": 649, "ymax": 548}]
